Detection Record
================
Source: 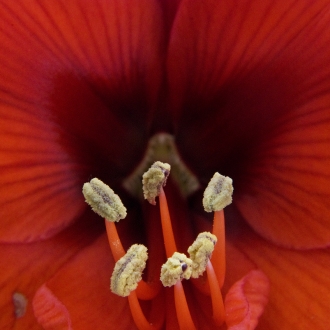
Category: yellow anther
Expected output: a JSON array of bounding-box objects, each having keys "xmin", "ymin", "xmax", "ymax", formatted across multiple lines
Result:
[
  {"xmin": 82, "ymin": 178, "xmax": 127, "ymax": 222},
  {"xmin": 188, "ymin": 232, "xmax": 217, "ymax": 278},
  {"xmin": 110, "ymin": 244, "xmax": 148, "ymax": 297},
  {"xmin": 160, "ymin": 252, "xmax": 192, "ymax": 287},
  {"xmin": 203, "ymin": 173, "xmax": 233, "ymax": 212},
  {"xmin": 142, "ymin": 161, "xmax": 171, "ymax": 205}
]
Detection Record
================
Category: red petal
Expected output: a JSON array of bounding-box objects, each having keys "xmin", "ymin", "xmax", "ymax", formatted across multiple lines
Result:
[
  {"xmin": 0, "ymin": 0, "xmax": 165, "ymax": 242},
  {"xmin": 33, "ymin": 234, "xmax": 137, "ymax": 329},
  {"xmin": 225, "ymin": 270, "xmax": 269, "ymax": 330},
  {"xmin": 0, "ymin": 95, "xmax": 87, "ymax": 242},
  {"xmin": 227, "ymin": 210, "xmax": 330, "ymax": 329},
  {"xmin": 0, "ymin": 214, "xmax": 102, "ymax": 329},
  {"xmin": 167, "ymin": 0, "xmax": 330, "ymax": 248},
  {"xmin": 235, "ymin": 95, "xmax": 330, "ymax": 248}
]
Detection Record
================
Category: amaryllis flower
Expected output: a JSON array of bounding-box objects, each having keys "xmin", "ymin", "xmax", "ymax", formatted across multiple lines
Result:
[{"xmin": 1, "ymin": 0, "xmax": 330, "ymax": 329}]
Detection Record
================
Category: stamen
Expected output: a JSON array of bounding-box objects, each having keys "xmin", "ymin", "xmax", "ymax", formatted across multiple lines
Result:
[
  {"xmin": 174, "ymin": 282, "xmax": 197, "ymax": 330},
  {"xmin": 203, "ymin": 173, "xmax": 233, "ymax": 287},
  {"xmin": 83, "ymin": 178, "xmax": 127, "ymax": 222},
  {"xmin": 83, "ymin": 166, "xmax": 233, "ymax": 329},
  {"xmin": 188, "ymin": 232, "xmax": 217, "ymax": 278},
  {"xmin": 83, "ymin": 179, "xmax": 160, "ymax": 303},
  {"xmin": 158, "ymin": 186, "xmax": 177, "ymax": 257},
  {"xmin": 160, "ymin": 252, "xmax": 192, "ymax": 287},
  {"xmin": 206, "ymin": 261, "xmax": 225, "ymax": 326},
  {"xmin": 212, "ymin": 210, "xmax": 226, "ymax": 287},
  {"xmin": 111, "ymin": 244, "xmax": 163, "ymax": 330},
  {"xmin": 110, "ymin": 244, "xmax": 148, "ymax": 297},
  {"xmin": 203, "ymin": 173, "xmax": 233, "ymax": 212},
  {"xmin": 142, "ymin": 162, "xmax": 196, "ymax": 330},
  {"xmin": 105, "ymin": 220, "xmax": 125, "ymax": 262},
  {"xmin": 128, "ymin": 291, "xmax": 162, "ymax": 330},
  {"xmin": 105, "ymin": 214, "xmax": 160, "ymax": 300},
  {"xmin": 142, "ymin": 161, "xmax": 171, "ymax": 205}
]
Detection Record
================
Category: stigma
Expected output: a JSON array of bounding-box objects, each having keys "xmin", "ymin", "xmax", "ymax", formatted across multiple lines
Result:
[{"xmin": 82, "ymin": 161, "xmax": 233, "ymax": 329}]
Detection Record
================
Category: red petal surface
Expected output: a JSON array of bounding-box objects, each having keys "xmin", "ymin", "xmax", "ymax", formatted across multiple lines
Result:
[
  {"xmin": 33, "ymin": 234, "xmax": 137, "ymax": 330},
  {"xmin": 0, "ymin": 213, "xmax": 102, "ymax": 330},
  {"xmin": 227, "ymin": 210, "xmax": 330, "ymax": 329},
  {"xmin": 167, "ymin": 0, "xmax": 330, "ymax": 248},
  {"xmin": 0, "ymin": 0, "xmax": 165, "ymax": 242}
]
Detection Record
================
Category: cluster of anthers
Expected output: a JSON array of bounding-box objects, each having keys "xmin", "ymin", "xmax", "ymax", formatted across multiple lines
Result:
[{"xmin": 83, "ymin": 161, "xmax": 233, "ymax": 330}]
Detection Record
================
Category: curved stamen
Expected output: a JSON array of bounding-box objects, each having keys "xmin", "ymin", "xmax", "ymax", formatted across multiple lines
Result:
[
  {"xmin": 203, "ymin": 173, "xmax": 233, "ymax": 288},
  {"xmin": 128, "ymin": 291, "xmax": 161, "ymax": 330},
  {"xmin": 111, "ymin": 244, "xmax": 163, "ymax": 330},
  {"xmin": 158, "ymin": 186, "xmax": 177, "ymax": 257},
  {"xmin": 174, "ymin": 281, "xmax": 197, "ymax": 330},
  {"xmin": 105, "ymin": 219, "xmax": 160, "ymax": 300},
  {"xmin": 105, "ymin": 220, "xmax": 126, "ymax": 261},
  {"xmin": 158, "ymin": 185, "xmax": 195, "ymax": 330},
  {"xmin": 206, "ymin": 260, "xmax": 225, "ymax": 326},
  {"xmin": 83, "ymin": 169, "xmax": 233, "ymax": 330}
]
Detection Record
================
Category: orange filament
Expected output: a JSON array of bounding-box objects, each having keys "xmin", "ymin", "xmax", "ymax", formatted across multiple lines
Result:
[
  {"xmin": 158, "ymin": 186, "xmax": 177, "ymax": 257},
  {"xmin": 206, "ymin": 261, "xmax": 225, "ymax": 326},
  {"xmin": 212, "ymin": 210, "xmax": 226, "ymax": 287},
  {"xmin": 105, "ymin": 184, "xmax": 227, "ymax": 329},
  {"xmin": 159, "ymin": 186, "xmax": 196, "ymax": 330},
  {"xmin": 174, "ymin": 282, "xmax": 197, "ymax": 330},
  {"xmin": 105, "ymin": 219, "xmax": 160, "ymax": 300},
  {"xmin": 105, "ymin": 220, "xmax": 125, "ymax": 261},
  {"xmin": 105, "ymin": 220, "xmax": 162, "ymax": 329},
  {"xmin": 128, "ymin": 291, "xmax": 161, "ymax": 330}
]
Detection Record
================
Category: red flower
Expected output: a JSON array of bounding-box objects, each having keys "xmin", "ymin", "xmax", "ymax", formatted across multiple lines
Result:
[{"xmin": 1, "ymin": 0, "xmax": 330, "ymax": 329}]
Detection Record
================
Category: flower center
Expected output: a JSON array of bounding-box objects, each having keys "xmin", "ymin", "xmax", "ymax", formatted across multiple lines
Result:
[
  {"xmin": 122, "ymin": 133, "xmax": 200, "ymax": 199},
  {"xmin": 82, "ymin": 136, "xmax": 234, "ymax": 330}
]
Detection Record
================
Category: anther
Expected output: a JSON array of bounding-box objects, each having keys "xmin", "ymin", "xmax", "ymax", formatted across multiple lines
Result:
[
  {"xmin": 160, "ymin": 252, "xmax": 192, "ymax": 287},
  {"xmin": 83, "ymin": 178, "xmax": 127, "ymax": 222},
  {"xmin": 203, "ymin": 173, "xmax": 233, "ymax": 289},
  {"xmin": 111, "ymin": 244, "xmax": 148, "ymax": 297},
  {"xmin": 142, "ymin": 161, "xmax": 171, "ymax": 205},
  {"xmin": 203, "ymin": 173, "xmax": 233, "ymax": 212},
  {"xmin": 188, "ymin": 232, "xmax": 217, "ymax": 278}
]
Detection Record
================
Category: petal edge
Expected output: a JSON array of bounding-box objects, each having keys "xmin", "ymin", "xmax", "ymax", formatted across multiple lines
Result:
[{"xmin": 225, "ymin": 270, "xmax": 270, "ymax": 330}]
